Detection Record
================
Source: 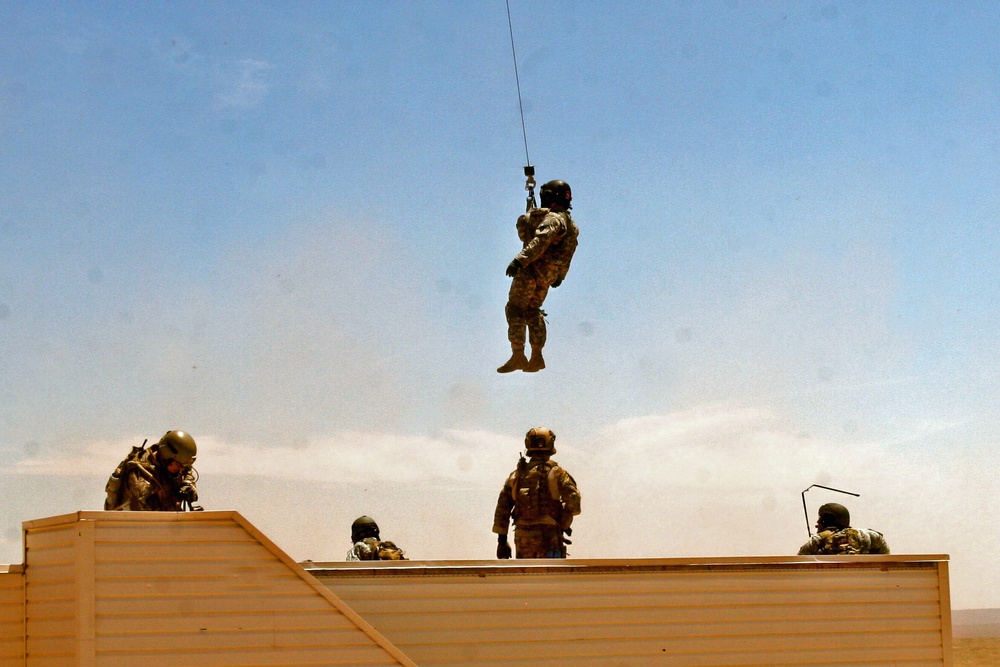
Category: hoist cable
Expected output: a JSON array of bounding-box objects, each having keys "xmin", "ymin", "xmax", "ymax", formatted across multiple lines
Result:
[
  {"xmin": 801, "ymin": 484, "xmax": 860, "ymax": 538},
  {"xmin": 505, "ymin": 0, "xmax": 531, "ymax": 167}
]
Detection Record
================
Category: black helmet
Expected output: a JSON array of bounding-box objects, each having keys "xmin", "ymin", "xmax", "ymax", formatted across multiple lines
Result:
[
  {"xmin": 540, "ymin": 180, "xmax": 572, "ymax": 209},
  {"xmin": 351, "ymin": 516, "xmax": 380, "ymax": 543},
  {"xmin": 157, "ymin": 430, "xmax": 197, "ymax": 466},
  {"xmin": 817, "ymin": 503, "xmax": 851, "ymax": 529},
  {"xmin": 524, "ymin": 427, "xmax": 556, "ymax": 455}
]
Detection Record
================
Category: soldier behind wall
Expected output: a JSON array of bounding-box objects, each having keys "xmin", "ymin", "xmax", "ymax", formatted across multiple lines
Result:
[
  {"xmin": 493, "ymin": 427, "xmax": 581, "ymax": 558},
  {"xmin": 798, "ymin": 502, "xmax": 890, "ymax": 555},
  {"xmin": 347, "ymin": 516, "xmax": 407, "ymax": 561},
  {"xmin": 104, "ymin": 430, "xmax": 199, "ymax": 511}
]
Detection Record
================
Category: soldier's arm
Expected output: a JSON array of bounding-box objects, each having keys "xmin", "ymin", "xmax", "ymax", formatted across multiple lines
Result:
[
  {"xmin": 178, "ymin": 468, "xmax": 198, "ymax": 502},
  {"xmin": 556, "ymin": 262, "xmax": 573, "ymax": 284},
  {"xmin": 797, "ymin": 537, "xmax": 821, "ymax": 555},
  {"xmin": 868, "ymin": 530, "xmax": 890, "ymax": 554},
  {"xmin": 515, "ymin": 214, "xmax": 563, "ymax": 266},
  {"xmin": 556, "ymin": 240, "xmax": 578, "ymax": 282},
  {"xmin": 493, "ymin": 477, "xmax": 515, "ymax": 534},
  {"xmin": 123, "ymin": 469, "xmax": 154, "ymax": 511},
  {"xmin": 556, "ymin": 468, "xmax": 582, "ymax": 529}
]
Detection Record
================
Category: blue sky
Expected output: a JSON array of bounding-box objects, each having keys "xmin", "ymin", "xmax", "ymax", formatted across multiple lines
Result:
[{"xmin": 2, "ymin": 1, "xmax": 1000, "ymax": 608}]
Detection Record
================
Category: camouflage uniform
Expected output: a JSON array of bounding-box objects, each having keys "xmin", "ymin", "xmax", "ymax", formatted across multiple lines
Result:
[
  {"xmin": 505, "ymin": 208, "xmax": 579, "ymax": 348},
  {"xmin": 493, "ymin": 457, "xmax": 581, "ymax": 558},
  {"xmin": 104, "ymin": 446, "xmax": 197, "ymax": 511},
  {"xmin": 798, "ymin": 527, "xmax": 890, "ymax": 555},
  {"xmin": 347, "ymin": 537, "xmax": 407, "ymax": 561}
]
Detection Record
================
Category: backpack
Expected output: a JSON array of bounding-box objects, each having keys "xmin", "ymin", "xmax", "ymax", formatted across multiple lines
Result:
[
  {"xmin": 104, "ymin": 441, "xmax": 148, "ymax": 510},
  {"xmin": 511, "ymin": 459, "xmax": 562, "ymax": 523}
]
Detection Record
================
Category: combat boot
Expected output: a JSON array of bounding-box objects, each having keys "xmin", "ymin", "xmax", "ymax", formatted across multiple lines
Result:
[
  {"xmin": 524, "ymin": 346, "xmax": 545, "ymax": 372},
  {"xmin": 497, "ymin": 347, "xmax": 529, "ymax": 373}
]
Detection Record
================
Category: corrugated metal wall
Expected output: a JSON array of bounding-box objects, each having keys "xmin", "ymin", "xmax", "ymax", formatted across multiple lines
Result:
[
  {"xmin": 24, "ymin": 522, "xmax": 76, "ymax": 667},
  {"xmin": 310, "ymin": 556, "xmax": 953, "ymax": 666},
  {"xmin": 12, "ymin": 514, "xmax": 953, "ymax": 666},
  {"xmin": 22, "ymin": 512, "xmax": 415, "ymax": 667},
  {"xmin": 0, "ymin": 567, "xmax": 24, "ymax": 667}
]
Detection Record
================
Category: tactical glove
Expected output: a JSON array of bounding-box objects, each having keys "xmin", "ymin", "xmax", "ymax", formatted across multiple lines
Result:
[
  {"xmin": 506, "ymin": 259, "xmax": 522, "ymax": 277},
  {"xmin": 179, "ymin": 486, "xmax": 198, "ymax": 503},
  {"xmin": 551, "ymin": 278, "xmax": 562, "ymax": 288},
  {"xmin": 496, "ymin": 534, "xmax": 512, "ymax": 559}
]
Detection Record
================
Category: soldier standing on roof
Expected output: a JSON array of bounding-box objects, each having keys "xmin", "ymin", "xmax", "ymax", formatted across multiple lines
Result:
[
  {"xmin": 104, "ymin": 430, "xmax": 199, "ymax": 511},
  {"xmin": 493, "ymin": 427, "xmax": 581, "ymax": 558},
  {"xmin": 498, "ymin": 180, "xmax": 579, "ymax": 373},
  {"xmin": 797, "ymin": 503, "xmax": 890, "ymax": 555}
]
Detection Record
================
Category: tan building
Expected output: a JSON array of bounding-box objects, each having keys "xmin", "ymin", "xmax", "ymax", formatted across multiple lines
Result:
[
  {"xmin": 3, "ymin": 511, "xmax": 414, "ymax": 667},
  {"xmin": 309, "ymin": 556, "xmax": 954, "ymax": 666},
  {"xmin": 0, "ymin": 511, "xmax": 953, "ymax": 666}
]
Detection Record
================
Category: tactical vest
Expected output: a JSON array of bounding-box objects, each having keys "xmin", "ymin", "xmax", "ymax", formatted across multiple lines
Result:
[
  {"xmin": 815, "ymin": 528, "xmax": 864, "ymax": 555},
  {"xmin": 511, "ymin": 461, "xmax": 563, "ymax": 526}
]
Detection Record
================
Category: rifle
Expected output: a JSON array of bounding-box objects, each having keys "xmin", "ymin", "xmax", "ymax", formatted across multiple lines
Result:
[
  {"xmin": 183, "ymin": 497, "xmax": 204, "ymax": 512},
  {"xmin": 801, "ymin": 484, "xmax": 859, "ymax": 538},
  {"xmin": 510, "ymin": 453, "xmax": 528, "ymax": 524}
]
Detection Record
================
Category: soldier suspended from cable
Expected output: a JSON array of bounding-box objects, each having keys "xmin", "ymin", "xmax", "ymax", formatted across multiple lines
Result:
[
  {"xmin": 497, "ymin": 5, "xmax": 579, "ymax": 372},
  {"xmin": 498, "ymin": 178, "xmax": 579, "ymax": 372}
]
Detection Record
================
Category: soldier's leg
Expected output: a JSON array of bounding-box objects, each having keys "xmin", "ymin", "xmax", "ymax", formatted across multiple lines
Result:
[
  {"xmin": 542, "ymin": 526, "xmax": 566, "ymax": 558},
  {"xmin": 505, "ymin": 303, "xmax": 527, "ymax": 349},
  {"xmin": 498, "ymin": 275, "xmax": 532, "ymax": 373},
  {"xmin": 513, "ymin": 528, "xmax": 547, "ymax": 558},
  {"xmin": 524, "ymin": 284, "xmax": 550, "ymax": 372}
]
